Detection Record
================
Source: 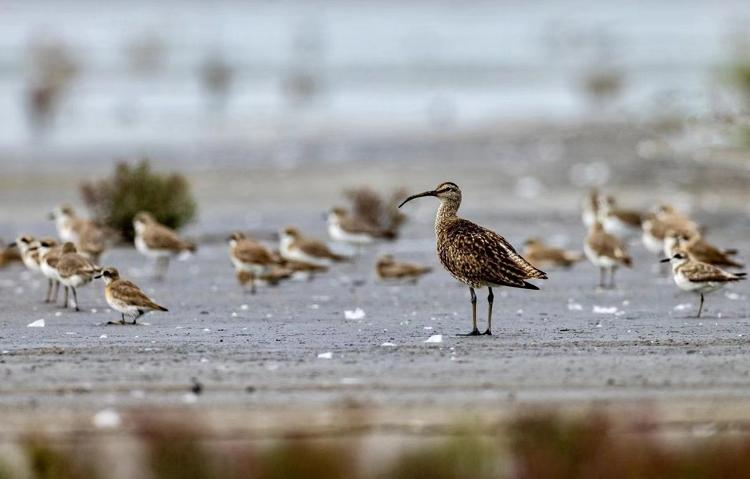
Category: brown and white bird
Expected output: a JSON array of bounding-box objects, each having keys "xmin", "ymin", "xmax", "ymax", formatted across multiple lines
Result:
[
  {"xmin": 661, "ymin": 251, "xmax": 746, "ymax": 318},
  {"xmin": 584, "ymin": 221, "xmax": 632, "ymax": 289},
  {"xmin": 38, "ymin": 238, "xmax": 64, "ymax": 303},
  {"xmin": 581, "ymin": 188, "xmax": 600, "ymax": 228},
  {"xmin": 95, "ymin": 267, "xmax": 168, "ymax": 324},
  {"xmin": 522, "ymin": 239, "xmax": 583, "ymax": 269},
  {"xmin": 642, "ymin": 207, "xmax": 699, "ymax": 259},
  {"xmin": 227, "ymin": 231, "xmax": 278, "ymax": 293},
  {"xmin": 376, "ymin": 255, "xmax": 432, "ymax": 282},
  {"xmin": 50, "ymin": 205, "xmax": 107, "ymax": 263},
  {"xmin": 0, "ymin": 240, "xmax": 22, "ymax": 268},
  {"xmin": 279, "ymin": 226, "xmax": 347, "ymax": 268},
  {"xmin": 664, "ymin": 231, "xmax": 742, "ymax": 268},
  {"xmin": 12, "ymin": 235, "xmax": 42, "ymax": 273},
  {"xmin": 327, "ymin": 206, "xmax": 395, "ymax": 246},
  {"xmin": 56, "ymin": 242, "xmax": 100, "ymax": 311},
  {"xmin": 133, "ymin": 212, "xmax": 196, "ymax": 280},
  {"xmin": 399, "ymin": 182, "xmax": 546, "ymax": 336},
  {"xmin": 598, "ymin": 195, "xmax": 643, "ymax": 241}
]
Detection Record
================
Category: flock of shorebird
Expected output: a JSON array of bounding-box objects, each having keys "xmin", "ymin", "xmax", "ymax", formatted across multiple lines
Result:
[{"xmin": 0, "ymin": 181, "xmax": 745, "ymax": 331}]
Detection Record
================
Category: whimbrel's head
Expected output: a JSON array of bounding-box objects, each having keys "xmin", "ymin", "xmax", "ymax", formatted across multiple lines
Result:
[
  {"xmin": 95, "ymin": 266, "xmax": 120, "ymax": 284},
  {"xmin": 660, "ymin": 250, "xmax": 689, "ymax": 268},
  {"xmin": 398, "ymin": 181, "xmax": 461, "ymax": 208}
]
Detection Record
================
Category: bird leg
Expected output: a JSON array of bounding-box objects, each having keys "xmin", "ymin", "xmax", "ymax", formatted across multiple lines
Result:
[
  {"xmin": 52, "ymin": 280, "xmax": 60, "ymax": 302},
  {"xmin": 44, "ymin": 279, "xmax": 53, "ymax": 303},
  {"xmin": 599, "ymin": 268, "xmax": 606, "ymax": 289},
  {"xmin": 132, "ymin": 309, "xmax": 144, "ymax": 325},
  {"xmin": 696, "ymin": 293, "xmax": 704, "ymax": 318},
  {"xmin": 71, "ymin": 287, "xmax": 79, "ymax": 312},
  {"xmin": 62, "ymin": 286, "xmax": 69, "ymax": 308},
  {"xmin": 121, "ymin": 313, "xmax": 126, "ymax": 325},
  {"xmin": 609, "ymin": 266, "xmax": 618, "ymax": 289},
  {"xmin": 483, "ymin": 287, "xmax": 494, "ymax": 335},
  {"xmin": 249, "ymin": 273, "xmax": 256, "ymax": 295},
  {"xmin": 155, "ymin": 257, "xmax": 170, "ymax": 280},
  {"xmin": 458, "ymin": 287, "xmax": 480, "ymax": 336}
]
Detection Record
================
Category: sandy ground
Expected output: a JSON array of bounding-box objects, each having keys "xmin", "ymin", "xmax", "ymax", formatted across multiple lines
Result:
[{"xmin": 1, "ymin": 122, "xmax": 749, "ymax": 438}]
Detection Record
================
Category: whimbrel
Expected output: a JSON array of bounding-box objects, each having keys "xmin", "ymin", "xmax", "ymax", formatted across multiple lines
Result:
[
  {"xmin": 662, "ymin": 251, "xmax": 746, "ymax": 317},
  {"xmin": 399, "ymin": 182, "xmax": 547, "ymax": 336},
  {"xmin": 584, "ymin": 221, "xmax": 632, "ymax": 289},
  {"xmin": 133, "ymin": 212, "xmax": 196, "ymax": 280},
  {"xmin": 95, "ymin": 267, "xmax": 168, "ymax": 325}
]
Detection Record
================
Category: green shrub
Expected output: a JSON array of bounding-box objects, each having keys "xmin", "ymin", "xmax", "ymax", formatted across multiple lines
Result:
[{"xmin": 80, "ymin": 159, "xmax": 197, "ymax": 242}]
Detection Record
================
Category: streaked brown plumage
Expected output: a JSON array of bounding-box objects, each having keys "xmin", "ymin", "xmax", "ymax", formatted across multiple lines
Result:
[
  {"xmin": 96, "ymin": 267, "xmax": 168, "ymax": 324},
  {"xmin": 399, "ymin": 182, "xmax": 546, "ymax": 336},
  {"xmin": 376, "ymin": 255, "xmax": 432, "ymax": 281},
  {"xmin": 584, "ymin": 222, "xmax": 632, "ymax": 288},
  {"xmin": 523, "ymin": 239, "xmax": 583, "ymax": 269}
]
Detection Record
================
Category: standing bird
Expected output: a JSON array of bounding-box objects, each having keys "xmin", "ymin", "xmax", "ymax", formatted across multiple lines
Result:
[
  {"xmin": 665, "ymin": 231, "xmax": 743, "ymax": 268},
  {"xmin": 94, "ymin": 267, "xmax": 168, "ymax": 325},
  {"xmin": 661, "ymin": 251, "xmax": 745, "ymax": 318},
  {"xmin": 584, "ymin": 222, "xmax": 632, "ymax": 289},
  {"xmin": 581, "ymin": 189, "xmax": 600, "ymax": 228},
  {"xmin": 326, "ymin": 207, "xmax": 395, "ymax": 247},
  {"xmin": 522, "ymin": 238, "xmax": 583, "ymax": 269},
  {"xmin": 598, "ymin": 195, "xmax": 643, "ymax": 241},
  {"xmin": 376, "ymin": 255, "xmax": 432, "ymax": 282},
  {"xmin": 399, "ymin": 182, "xmax": 546, "ymax": 336},
  {"xmin": 133, "ymin": 212, "xmax": 196, "ymax": 280},
  {"xmin": 38, "ymin": 238, "xmax": 64, "ymax": 304},
  {"xmin": 0, "ymin": 241, "xmax": 22, "ymax": 268},
  {"xmin": 227, "ymin": 231, "xmax": 277, "ymax": 294},
  {"xmin": 10, "ymin": 236, "xmax": 41, "ymax": 273},
  {"xmin": 56, "ymin": 242, "xmax": 100, "ymax": 311},
  {"xmin": 49, "ymin": 205, "xmax": 107, "ymax": 262},
  {"xmin": 279, "ymin": 226, "xmax": 348, "ymax": 268}
]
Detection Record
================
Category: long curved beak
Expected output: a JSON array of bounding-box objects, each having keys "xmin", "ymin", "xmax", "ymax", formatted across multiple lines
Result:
[
  {"xmin": 659, "ymin": 258, "xmax": 671, "ymax": 263},
  {"xmin": 399, "ymin": 190, "xmax": 438, "ymax": 208}
]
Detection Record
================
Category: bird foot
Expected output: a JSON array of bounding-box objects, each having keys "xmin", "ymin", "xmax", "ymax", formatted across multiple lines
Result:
[
  {"xmin": 482, "ymin": 329, "xmax": 492, "ymax": 336},
  {"xmin": 457, "ymin": 329, "xmax": 481, "ymax": 336}
]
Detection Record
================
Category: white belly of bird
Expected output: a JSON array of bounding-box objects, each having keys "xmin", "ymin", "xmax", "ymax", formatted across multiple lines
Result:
[
  {"xmin": 582, "ymin": 209, "xmax": 596, "ymax": 228},
  {"xmin": 674, "ymin": 271, "xmax": 722, "ymax": 295},
  {"xmin": 603, "ymin": 217, "xmax": 637, "ymax": 240},
  {"xmin": 663, "ymin": 236, "xmax": 678, "ymax": 257},
  {"xmin": 280, "ymin": 238, "xmax": 331, "ymax": 267},
  {"xmin": 40, "ymin": 261, "xmax": 61, "ymax": 281},
  {"xmin": 60, "ymin": 273, "xmax": 92, "ymax": 288},
  {"xmin": 231, "ymin": 256, "xmax": 266, "ymax": 275},
  {"xmin": 328, "ymin": 223, "xmax": 373, "ymax": 245},
  {"xmin": 642, "ymin": 231, "xmax": 663, "ymax": 255},
  {"xmin": 135, "ymin": 236, "xmax": 173, "ymax": 258},
  {"xmin": 22, "ymin": 255, "xmax": 40, "ymax": 272},
  {"xmin": 583, "ymin": 243, "xmax": 617, "ymax": 268}
]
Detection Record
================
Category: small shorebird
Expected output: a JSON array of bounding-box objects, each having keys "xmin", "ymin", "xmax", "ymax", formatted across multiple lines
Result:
[
  {"xmin": 661, "ymin": 251, "xmax": 746, "ymax": 318},
  {"xmin": 0, "ymin": 241, "xmax": 22, "ymax": 268},
  {"xmin": 399, "ymin": 182, "xmax": 546, "ymax": 336},
  {"xmin": 581, "ymin": 189, "xmax": 600, "ymax": 228},
  {"xmin": 56, "ymin": 242, "xmax": 100, "ymax": 311},
  {"xmin": 9, "ymin": 236, "xmax": 40, "ymax": 273},
  {"xmin": 95, "ymin": 267, "xmax": 168, "ymax": 324},
  {"xmin": 584, "ymin": 221, "xmax": 632, "ymax": 288},
  {"xmin": 598, "ymin": 195, "xmax": 642, "ymax": 241},
  {"xmin": 642, "ymin": 210, "xmax": 699, "ymax": 260},
  {"xmin": 665, "ymin": 231, "xmax": 742, "ymax": 268},
  {"xmin": 326, "ymin": 207, "xmax": 395, "ymax": 247},
  {"xmin": 133, "ymin": 212, "xmax": 196, "ymax": 280},
  {"xmin": 376, "ymin": 255, "xmax": 432, "ymax": 282},
  {"xmin": 50, "ymin": 205, "xmax": 107, "ymax": 262},
  {"xmin": 227, "ymin": 231, "xmax": 277, "ymax": 294},
  {"xmin": 279, "ymin": 226, "xmax": 347, "ymax": 268},
  {"xmin": 522, "ymin": 238, "xmax": 583, "ymax": 269},
  {"xmin": 38, "ymin": 238, "xmax": 64, "ymax": 303}
]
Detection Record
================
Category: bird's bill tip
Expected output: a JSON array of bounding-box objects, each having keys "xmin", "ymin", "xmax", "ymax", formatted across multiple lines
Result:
[
  {"xmin": 659, "ymin": 258, "xmax": 671, "ymax": 263},
  {"xmin": 398, "ymin": 190, "xmax": 437, "ymax": 208}
]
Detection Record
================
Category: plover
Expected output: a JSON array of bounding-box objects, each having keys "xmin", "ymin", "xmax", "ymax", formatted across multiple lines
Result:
[
  {"xmin": 642, "ymin": 212, "xmax": 699, "ymax": 259},
  {"xmin": 133, "ymin": 212, "xmax": 196, "ymax": 280},
  {"xmin": 279, "ymin": 226, "xmax": 347, "ymax": 268},
  {"xmin": 581, "ymin": 188, "xmax": 600, "ymax": 228},
  {"xmin": 344, "ymin": 186, "xmax": 407, "ymax": 239},
  {"xmin": 56, "ymin": 242, "xmax": 100, "ymax": 311},
  {"xmin": 522, "ymin": 238, "xmax": 583, "ymax": 269},
  {"xmin": 38, "ymin": 238, "xmax": 64, "ymax": 303},
  {"xmin": 327, "ymin": 207, "xmax": 395, "ymax": 246},
  {"xmin": 661, "ymin": 251, "xmax": 746, "ymax": 317},
  {"xmin": 598, "ymin": 195, "xmax": 643, "ymax": 241},
  {"xmin": 10, "ymin": 236, "xmax": 41, "ymax": 273},
  {"xmin": 666, "ymin": 231, "xmax": 743, "ymax": 268},
  {"xmin": 50, "ymin": 205, "xmax": 107, "ymax": 262},
  {"xmin": 94, "ymin": 267, "xmax": 168, "ymax": 324},
  {"xmin": 399, "ymin": 182, "xmax": 546, "ymax": 336},
  {"xmin": 228, "ymin": 231, "xmax": 277, "ymax": 293},
  {"xmin": 375, "ymin": 255, "xmax": 432, "ymax": 282},
  {"xmin": 0, "ymin": 240, "xmax": 22, "ymax": 268},
  {"xmin": 584, "ymin": 221, "xmax": 632, "ymax": 289}
]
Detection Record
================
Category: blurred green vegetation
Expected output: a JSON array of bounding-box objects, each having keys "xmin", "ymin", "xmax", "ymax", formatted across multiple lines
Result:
[
  {"xmin": 2, "ymin": 412, "xmax": 750, "ymax": 479},
  {"xmin": 80, "ymin": 159, "xmax": 197, "ymax": 242}
]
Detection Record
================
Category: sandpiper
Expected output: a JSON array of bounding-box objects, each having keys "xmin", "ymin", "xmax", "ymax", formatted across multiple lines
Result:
[
  {"xmin": 327, "ymin": 207, "xmax": 395, "ymax": 246},
  {"xmin": 228, "ymin": 231, "xmax": 277, "ymax": 293},
  {"xmin": 279, "ymin": 226, "xmax": 347, "ymax": 268},
  {"xmin": 133, "ymin": 212, "xmax": 196, "ymax": 280},
  {"xmin": 584, "ymin": 221, "xmax": 632, "ymax": 289},
  {"xmin": 94, "ymin": 267, "xmax": 168, "ymax": 324},
  {"xmin": 598, "ymin": 195, "xmax": 643, "ymax": 241},
  {"xmin": 375, "ymin": 255, "xmax": 432, "ymax": 282},
  {"xmin": 56, "ymin": 242, "xmax": 100, "ymax": 311},
  {"xmin": 38, "ymin": 238, "xmax": 64, "ymax": 303},
  {"xmin": 50, "ymin": 205, "xmax": 107, "ymax": 262},
  {"xmin": 661, "ymin": 251, "xmax": 746, "ymax": 318},
  {"xmin": 665, "ymin": 231, "xmax": 743, "ymax": 268},
  {"xmin": 522, "ymin": 238, "xmax": 583, "ymax": 269},
  {"xmin": 399, "ymin": 182, "xmax": 546, "ymax": 336}
]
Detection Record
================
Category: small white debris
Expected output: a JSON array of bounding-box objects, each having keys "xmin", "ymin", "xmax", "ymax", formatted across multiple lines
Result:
[
  {"xmin": 182, "ymin": 393, "xmax": 198, "ymax": 404},
  {"xmin": 231, "ymin": 312, "xmax": 238, "ymax": 317},
  {"xmin": 596, "ymin": 323, "xmax": 603, "ymax": 328},
  {"xmin": 345, "ymin": 308, "xmax": 366, "ymax": 320},
  {"xmin": 99, "ymin": 334, "xmax": 108, "ymax": 339},
  {"xmin": 27, "ymin": 319, "xmax": 45, "ymax": 328},
  {"xmin": 674, "ymin": 303, "xmax": 692, "ymax": 311},
  {"xmin": 90, "ymin": 308, "xmax": 98, "ymax": 313},
  {"xmin": 424, "ymin": 326, "xmax": 433, "ymax": 330},
  {"xmin": 622, "ymin": 300, "xmax": 630, "ymax": 306},
  {"xmin": 203, "ymin": 328, "xmax": 211, "ymax": 332},
  {"xmin": 93, "ymin": 409, "xmax": 121, "ymax": 429},
  {"xmin": 568, "ymin": 302, "xmax": 583, "ymax": 311},
  {"xmin": 200, "ymin": 357, "xmax": 209, "ymax": 363},
  {"xmin": 381, "ymin": 342, "xmax": 396, "ymax": 347},
  {"xmin": 425, "ymin": 334, "xmax": 443, "ymax": 344},
  {"xmin": 593, "ymin": 306, "xmax": 618, "ymax": 314},
  {"xmin": 340, "ymin": 377, "xmax": 361, "ymax": 385},
  {"xmin": 240, "ymin": 304, "xmax": 249, "ymax": 310},
  {"xmin": 725, "ymin": 292, "xmax": 742, "ymax": 301},
  {"xmin": 54, "ymin": 312, "xmax": 62, "ymax": 317},
  {"xmin": 317, "ymin": 351, "xmax": 333, "ymax": 359},
  {"xmin": 516, "ymin": 309, "xmax": 524, "ymax": 315},
  {"xmin": 310, "ymin": 304, "xmax": 319, "ymax": 309}
]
